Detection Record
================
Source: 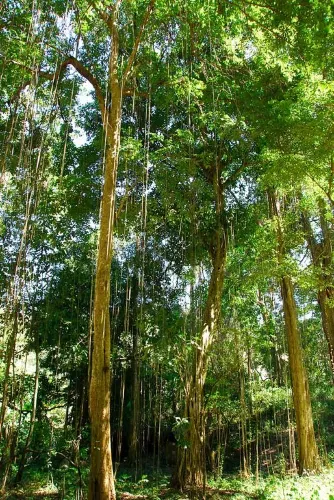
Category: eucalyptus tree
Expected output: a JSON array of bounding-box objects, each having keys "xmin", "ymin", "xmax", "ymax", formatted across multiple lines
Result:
[
  {"xmin": 245, "ymin": 83, "xmax": 324, "ymax": 472},
  {"xmin": 289, "ymin": 82, "xmax": 334, "ymax": 375},
  {"xmin": 149, "ymin": 5, "xmax": 265, "ymax": 485},
  {"xmin": 1, "ymin": 0, "xmax": 334, "ymax": 494},
  {"xmin": 2, "ymin": 0, "xmax": 159, "ymax": 495},
  {"xmin": 269, "ymin": 191, "xmax": 320, "ymax": 472},
  {"xmin": 230, "ymin": 7, "xmax": 334, "ymax": 467},
  {"xmin": 302, "ymin": 200, "xmax": 334, "ymax": 375},
  {"xmin": 254, "ymin": 73, "xmax": 334, "ymax": 380}
]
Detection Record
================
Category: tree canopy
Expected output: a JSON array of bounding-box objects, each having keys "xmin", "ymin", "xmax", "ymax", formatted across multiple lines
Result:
[{"xmin": 0, "ymin": 0, "xmax": 334, "ymax": 498}]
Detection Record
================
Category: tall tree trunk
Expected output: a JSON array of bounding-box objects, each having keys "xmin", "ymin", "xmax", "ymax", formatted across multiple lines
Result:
[
  {"xmin": 269, "ymin": 192, "xmax": 319, "ymax": 474},
  {"xmin": 176, "ymin": 166, "xmax": 227, "ymax": 491},
  {"xmin": 87, "ymin": 1, "xmax": 154, "ymax": 494},
  {"xmin": 257, "ymin": 291, "xmax": 284, "ymax": 386},
  {"xmin": 88, "ymin": 22, "xmax": 121, "ymax": 499},
  {"xmin": 115, "ymin": 367, "xmax": 126, "ymax": 474},
  {"xmin": 318, "ymin": 289, "xmax": 334, "ymax": 373},
  {"xmin": 301, "ymin": 209, "xmax": 334, "ymax": 374},
  {"xmin": 188, "ymin": 239, "xmax": 226, "ymax": 489},
  {"xmin": 280, "ymin": 276, "xmax": 319, "ymax": 472},
  {"xmin": 239, "ymin": 355, "xmax": 249, "ymax": 477}
]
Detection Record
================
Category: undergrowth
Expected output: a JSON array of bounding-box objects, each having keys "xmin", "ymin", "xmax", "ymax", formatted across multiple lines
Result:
[{"xmin": 2, "ymin": 468, "xmax": 334, "ymax": 499}]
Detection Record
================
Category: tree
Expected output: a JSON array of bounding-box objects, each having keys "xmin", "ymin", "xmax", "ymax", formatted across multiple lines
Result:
[
  {"xmin": 3, "ymin": 0, "xmax": 155, "ymax": 495},
  {"xmin": 269, "ymin": 190, "xmax": 320, "ymax": 473},
  {"xmin": 1, "ymin": 0, "xmax": 334, "ymax": 496}
]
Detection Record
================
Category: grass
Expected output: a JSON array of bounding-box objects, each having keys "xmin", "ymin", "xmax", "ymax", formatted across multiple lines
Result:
[
  {"xmin": 2, "ymin": 468, "xmax": 334, "ymax": 499},
  {"xmin": 115, "ymin": 469, "xmax": 334, "ymax": 500}
]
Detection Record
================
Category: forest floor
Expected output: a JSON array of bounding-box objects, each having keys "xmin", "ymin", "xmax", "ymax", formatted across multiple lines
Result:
[{"xmin": 2, "ymin": 468, "xmax": 334, "ymax": 499}]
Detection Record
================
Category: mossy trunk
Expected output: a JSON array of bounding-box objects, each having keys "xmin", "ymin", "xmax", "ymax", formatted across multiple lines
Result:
[{"xmin": 188, "ymin": 244, "xmax": 226, "ymax": 488}]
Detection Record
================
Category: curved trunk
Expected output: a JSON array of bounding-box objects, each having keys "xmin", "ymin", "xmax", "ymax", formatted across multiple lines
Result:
[
  {"xmin": 187, "ymin": 241, "xmax": 226, "ymax": 489},
  {"xmin": 175, "ymin": 167, "xmax": 227, "ymax": 492}
]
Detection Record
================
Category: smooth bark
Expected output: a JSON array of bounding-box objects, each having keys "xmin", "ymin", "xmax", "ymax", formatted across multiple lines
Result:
[
  {"xmin": 280, "ymin": 276, "xmax": 319, "ymax": 472},
  {"xmin": 88, "ymin": 3, "xmax": 154, "ymax": 496},
  {"xmin": 88, "ymin": 24, "xmax": 121, "ymax": 497},
  {"xmin": 302, "ymin": 210, "xmax": 334, "ymax": 374},
  {"xmin": 270, "ymin": 192, "xmax": 319, "ymax": 474}
]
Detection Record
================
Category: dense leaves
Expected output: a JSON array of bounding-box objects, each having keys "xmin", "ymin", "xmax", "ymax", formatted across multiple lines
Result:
[{"xmin": 0, "ymin": 0, "xmax": 334, "ymax": 498}]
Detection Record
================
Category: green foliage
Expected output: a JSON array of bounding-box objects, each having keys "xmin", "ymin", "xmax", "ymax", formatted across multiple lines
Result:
[
  {"xmin": 172, "ymin": 417, "xmax": 190, "ymax": 449},
  {"xmin": 1, "ymin": 0, "xmax": 334, "ymax": 496}
]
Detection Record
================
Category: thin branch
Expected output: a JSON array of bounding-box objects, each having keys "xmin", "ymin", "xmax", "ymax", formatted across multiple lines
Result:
[
  {"xmin": 307, "ymin": 172, "xmax": 334, "ymax": 209},
  {"xmin": 226, "ymin": 186, "xmax": 243, "ymax": 208},
  {"xmin": 233, "ymin": 0, "xmax": 286, "ymax": 44},
  {"xmin": 329, "ymin": 155, "xmax": 334, "ymax": 200},
  {"xmin": 240, "ymin": 0, "xmax": 279, "ymax": 14},
  {"xmin": 88, "ymin": 0, "xmax": 113, "ymax": 30},
  {"xmin": 56, "ymin": 451, "xmax": 81, "ymax": 470},
  {"xmin": 115, "ymin": 180, "xmax": 138, "ymax": 222},
  {"xmin": 114, "ymin": 0, "xmax": 123, "ymax": 15},
  {"xmin": 43, "ymin": 403, "xmax": 68, "ymax": 411},
  {"xmin": 123, "ymin": 75, "xmax": 189, "ymax": 98},
  {"xmin": 9, "ymin": 80, "xmax": 31, "ymax": 103},
  {"xmin": 223, "ymin": 161, "xmax": 248, "ymax": 188},
  {"xmin": 122, "ymin": 0, "xmax": 155, "ymax": 83},
  {"xmin": 123, "ymin": 86, "xmax": 150, "ymax": 98},
  {"xmin": 66, "ymin": 56, "xmax": 105, "ymax": 116},
  {"xmin": 9, "ymin": 56, "xmax": 106, "ymax": 117}
]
